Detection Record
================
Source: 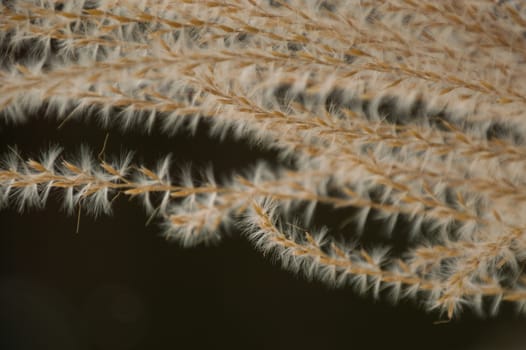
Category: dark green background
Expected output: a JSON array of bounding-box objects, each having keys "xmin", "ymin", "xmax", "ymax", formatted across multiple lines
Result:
[{"xmin": 1, "ymin": 115, "xmax": 525, "ymax": 350}]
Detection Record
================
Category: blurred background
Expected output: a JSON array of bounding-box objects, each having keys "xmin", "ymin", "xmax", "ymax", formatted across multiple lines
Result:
[{"xmin": 1, "ymin": 113, "xmax": 526, "ymax": 350}]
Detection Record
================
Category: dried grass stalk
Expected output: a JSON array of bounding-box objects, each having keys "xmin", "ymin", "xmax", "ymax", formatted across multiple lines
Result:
[{"xmin": 2, "ymin": 0, "xmax": 526, "ymax": 319}]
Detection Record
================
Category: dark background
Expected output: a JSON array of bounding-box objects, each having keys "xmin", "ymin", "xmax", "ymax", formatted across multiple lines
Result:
[{"xmin": 1, "ymin": 114, "xmax": 526, "ymax": 350}]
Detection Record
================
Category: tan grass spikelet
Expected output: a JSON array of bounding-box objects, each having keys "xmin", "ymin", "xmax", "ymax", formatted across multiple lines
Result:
[{"xmin": 2, "ymin": 0, "xmax": 526, "ymax": 319}]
